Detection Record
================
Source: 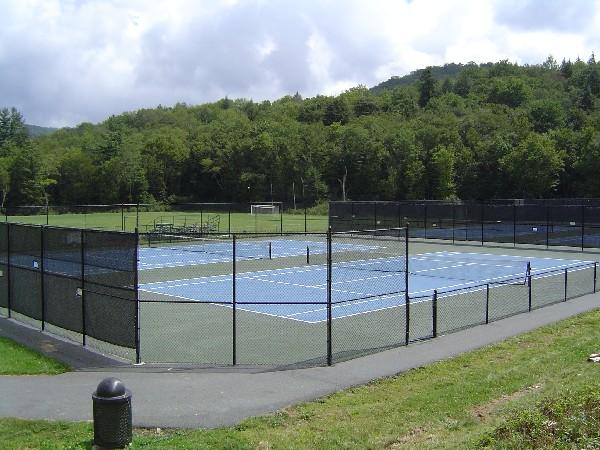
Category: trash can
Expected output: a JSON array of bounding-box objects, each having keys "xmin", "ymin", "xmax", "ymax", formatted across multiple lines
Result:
[{"xmin": 92, "ymin": 377, "xmax": 132, "ymax": 449}]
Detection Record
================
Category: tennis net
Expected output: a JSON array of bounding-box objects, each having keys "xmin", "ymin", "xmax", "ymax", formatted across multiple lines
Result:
[
  {"xmin": 331, "ymin": 228, "xmax": 408, "ymax": 275},
  {"xmin": 146, "ymin": 233, "xmax": 271, "ymax": 260}
]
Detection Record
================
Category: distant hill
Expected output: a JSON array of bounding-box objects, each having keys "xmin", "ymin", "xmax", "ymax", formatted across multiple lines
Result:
[
  {"xmin": 26, "ymin": 124, "xmax": 58, "ymax": 137},
  {"xmin": 370, "ymin": 62, "xmax": 493, "ymax": 93}
]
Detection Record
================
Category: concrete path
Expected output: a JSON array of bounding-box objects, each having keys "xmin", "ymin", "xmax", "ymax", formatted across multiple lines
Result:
[{"xmin": 1, "ymin": 293, "xmax": 598, "ymax": 428}]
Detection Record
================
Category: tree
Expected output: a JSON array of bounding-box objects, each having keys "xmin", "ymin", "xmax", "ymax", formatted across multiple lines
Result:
[
  {"xmin": 0, "ymin": 157, "xmax": 11, "ymax": 207},
  {"xmin": 428, "ymin": 145, "xmax": 456, "ymax": 199},
  {"xmin": 542, "ymin": 55, "xmax": 559, "ymax": 71},
  {"xmin": 53, "ymin": 149, "xmax": 97, "ymax": 204},
  {"xmin": 441, "ymin": 78, "xmax": 453, "ymax": 94},
  {"xmin": 560, "ymin": 58, "xmax": 573, "ymax": 78},
  {"xmin": 528, "ymin": 100, "xmax": 565, "ymax": 132},
  {"xmin": 487, "ymin": 78, "xmax": 530, "ymax": 107},
  {"xmin": 323, "ymin": 97, "xmax": 349, "ymax": 125},
  {"xmin": 8, "ymin": 146, "xmax": 55, "ymax": 205},
  {"xmin": 418, "ymin": 67, "xmax": 436, "ymax": 107},
  {"xmin": 500, "ymin": 133, "xmax": 564, "ymax": 197},
  {"xmin": 454, "ymin": 72, "xmax": 472, "ymax": 97},
  {"xmin": 0, "ymin": 107, "xmax": 28, "ymax": 149}
]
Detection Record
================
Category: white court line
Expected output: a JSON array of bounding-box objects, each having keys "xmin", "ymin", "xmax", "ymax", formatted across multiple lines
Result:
[
  {"xmin": 138, "ymin": 251, "xmax": 596, "ymax": 323},
  {"xmin": 138, "ymin": 289, "xmax": 312, "ymax": 323}
]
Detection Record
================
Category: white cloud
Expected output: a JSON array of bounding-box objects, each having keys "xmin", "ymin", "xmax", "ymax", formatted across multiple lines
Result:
[{"xmin": 0, "ymin": 0, "xmax": 599, "ymax": 127}]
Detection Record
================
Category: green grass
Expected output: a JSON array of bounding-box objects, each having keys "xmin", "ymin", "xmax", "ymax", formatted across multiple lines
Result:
[
  {"xmin": 0, "ymin": 337, "xmax": 69, "ymax": 375},
  {"xmin": 2, "ymin": 308, "xmax": 600, "ymax": 449},
  {"xmin": 6, "ymin": 210, "xmax": 329, "ymax": 233}
]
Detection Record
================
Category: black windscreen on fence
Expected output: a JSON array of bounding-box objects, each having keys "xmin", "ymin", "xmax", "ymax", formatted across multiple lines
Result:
[
  {"xmin": 0, "ymin": 223, "xmax": 138, "ymax": 352},
  {"xmin": 0, "ymin": 223, "xmax": 7, "ymax": 309},
  {"xmin": 331, "ymin": 200, "xmax": 600, "ymax": 250},
  {"xmin": 84, "ymin": 229, "xmax": 137, "ymax": 349},
  {"xmin": 43, "ymin": 227, "xmax": 83, "ymax": 333},
  {"xmin": 9, "ymin": 224, "xmax": 42, "ymax": 320}
]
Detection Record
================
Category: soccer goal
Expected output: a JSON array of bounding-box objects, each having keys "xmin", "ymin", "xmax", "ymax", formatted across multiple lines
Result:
[{"xmin": 250, "ymin": 204, "xmax": 280, "ymax": 215}]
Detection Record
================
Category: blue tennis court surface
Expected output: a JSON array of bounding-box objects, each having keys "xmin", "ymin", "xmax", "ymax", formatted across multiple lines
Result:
[
  {"xmin": 140, "ymin": 249, "xmax": 592, "ymax": 323},
  {"xmin": 139, "ymin": 239, "xmax": 376, "ymax": 270}
]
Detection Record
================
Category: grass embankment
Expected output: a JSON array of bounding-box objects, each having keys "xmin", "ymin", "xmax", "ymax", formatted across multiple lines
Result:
[
  {"xmin": 0, "ymin": 337, "xmax": 69, "ymax": 375},
  {"xmin": 1, "ymin": 309, "xmax": 600, "ymax": 449}
]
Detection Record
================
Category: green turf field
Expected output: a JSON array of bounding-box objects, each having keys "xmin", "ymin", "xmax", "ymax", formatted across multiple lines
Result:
[{"xmin": 5, "ymin": 209, "xmax": 328, "ymax": 233}]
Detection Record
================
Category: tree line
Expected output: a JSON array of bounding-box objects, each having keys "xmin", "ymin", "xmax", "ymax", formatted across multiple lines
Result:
[{"xmin": 2, "ymin": 55, "xmax": 600, "ymax": 208}]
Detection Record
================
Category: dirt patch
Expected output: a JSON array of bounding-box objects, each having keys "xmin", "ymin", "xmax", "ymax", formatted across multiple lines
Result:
[
  {"xmin": 385, "ymin": 426, "xmax": 432, "ymax": 449},
  {"xmin": 472, "ymin": 384, "xmax": 543, "ymax": 421}
]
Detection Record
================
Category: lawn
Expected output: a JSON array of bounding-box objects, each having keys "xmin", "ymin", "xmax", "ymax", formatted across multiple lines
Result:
[
  {"xmin": 0, "ymin": 337, "xmax": 69, "ymax": 375},
  {"xmin": 5, "ymin": 209, "xmax": 329, "ymax": 233},
  {"xmin": 1, "ymin": 308, "xmax": 599, "ymax": 449}
]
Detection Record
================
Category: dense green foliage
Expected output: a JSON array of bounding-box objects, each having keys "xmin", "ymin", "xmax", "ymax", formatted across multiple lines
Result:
[
  {"xmin": 479, "ymin": 387, "xmax": 600, "ymax": 449},
  {"xmin": 3, "ymin": 56, "xmax": 600, "ymax": 207}
]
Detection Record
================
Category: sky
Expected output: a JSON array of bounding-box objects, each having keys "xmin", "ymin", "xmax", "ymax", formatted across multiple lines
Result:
[{"xmin": 1, "ymin": 0, "xmax": 600, "ymax": 127}]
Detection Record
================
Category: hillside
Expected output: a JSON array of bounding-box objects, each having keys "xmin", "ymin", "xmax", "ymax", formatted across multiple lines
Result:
[
  {"xmin": 1, "ymin": 56, "xmax": 599, "ymax": 207},
  {"xmin": 370, "ymin": 62, "xmax": 492, "ymax": 92},
  {"xmin": 25, "ymin": 124, "xmax": 58, "ymax": 138}
]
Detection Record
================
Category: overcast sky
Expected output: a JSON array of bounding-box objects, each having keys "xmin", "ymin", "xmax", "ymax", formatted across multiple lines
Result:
[{"xmin": 1, "ymin": 0, "xmax": 599, "ymax": 127}]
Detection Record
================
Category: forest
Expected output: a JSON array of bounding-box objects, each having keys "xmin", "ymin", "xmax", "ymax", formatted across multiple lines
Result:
[{"xmin": 1, "ymin": 55, "xmax": 600, "ymax": 208}]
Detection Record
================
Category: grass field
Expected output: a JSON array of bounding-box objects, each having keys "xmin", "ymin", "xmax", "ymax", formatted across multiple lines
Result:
[
  {"xmin": 5, "ymin": 209, "xmax": 329, "ymax": 233},
  {"xmin": 0, "ymin": 337, "xmax": 69, "ymax": 375},
  {"xmin": 1, "ymin": 307, "xmax": 599, "ymax": 449}
]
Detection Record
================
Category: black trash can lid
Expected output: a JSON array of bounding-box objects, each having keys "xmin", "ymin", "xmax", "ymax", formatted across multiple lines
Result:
[{"xmin": 95, "ymin": 377, "xmax": 126, "ymax": 398}]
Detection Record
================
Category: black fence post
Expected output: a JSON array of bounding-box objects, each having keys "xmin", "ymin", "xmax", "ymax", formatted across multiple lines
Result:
[
  {"xmin": 513, "ymin": 204, "xmax": 516, "ymax": 247},
  {"xmin": 134, "ymin": 228, "xmax": 140, "ymax": 365},
  {"xmin": 304, "ymin": 204, "xmax": 307, "ymax": 234},
  {"xmin": 136, "ymin": 202, "xmax": 140, "ymax": 231},
  {"xmin": 452, "ymin": 204, "xmax": 456, "ymax": 245},
  {"xmin": 528, "ymin": 270, "xmax": 532, "ymax": 312},
  {"xmin": 397, "ymin": 202, "xmax": 402, "ymax": 229},
  {"xmin": 280, "ymin": 207, "xmax": 283, "ymax": 235},
  {"xmin": 594, "ymin": 262, "xmax": 597, "ymax": 293},
  {"xmin": 228, "ymin": 206, "xmax": 232, "ymax": 235},
  {"xmin": 405, "ymin": 225, "xmax": 410, "ymax": 345},
  {"xmin": 564, "ymin": 268, "xmax": 568, "ymax": 301},
  {"xmin": 432, "ymin": 289, "xmax": 438, "ymax": 338},
  {"xmin": 371, "ymin": 202, "xmax": 376, "ymax": 229},
  {"xmin": 81, "ymin": 229, "xmax": 86, "ymax": 346},
  {"xmin": 581, "ymin": 205, "xmax": 585, "ymax": 251},
  {"xmin": 485, "ymin": 284, "xmax": 490, "ymax": 324},
  {"xmin": 480, "ymin": 203, "xmax": 485, "ymax": 246},
  {"xmin": 6, "ymin": 223, "xmax": 11, "ymax": 318},
  {"xmin": 424, "ymin": 204, "xmax": 428, "ymax": 239},
  {"xmin": 40, "ymin": 226, "xmax": 45, "ymax": 331},
  {"xmin": 232, "ymin": 233, "xmax": 237, "ymax": 365},
  {"xmin": 326, "ymin": 227, "xmax": 332, "ymax": 366},
  {"xmin": 545, "ymin": 206, "xmax": 550, "ymax": 248}
]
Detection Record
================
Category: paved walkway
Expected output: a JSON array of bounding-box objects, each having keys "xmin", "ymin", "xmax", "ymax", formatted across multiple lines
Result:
[{"xmin": 1, "ymin": 293, "xmax": 599, "ymax": 428}]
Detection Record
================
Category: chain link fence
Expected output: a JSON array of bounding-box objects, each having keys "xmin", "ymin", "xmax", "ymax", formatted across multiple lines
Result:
[
  {"xmin": 3, "ymin": 201, "xmax": 329, "ymax": 234},
  {"xmin": 0, "ymin": 220, "xmax": 597, "ymax": 367},
  {"xmin": 330, "ymin": 200, "xmax": 600, "ymax": 251},
  {"xmin": 0, "ymin": 222, "xmax": 138, "ymax": 361}
]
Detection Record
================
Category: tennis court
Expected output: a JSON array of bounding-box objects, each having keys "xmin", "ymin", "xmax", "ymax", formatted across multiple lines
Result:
[
  {"xmin": 140, "ymin": 244, "xmax": 592, "ymax": 323},
  {"xmin": 138, "ymin": 237, "xmax": 377, "ymax": 270}
]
